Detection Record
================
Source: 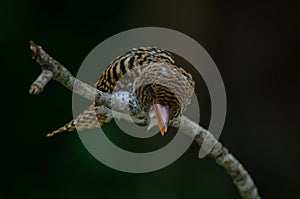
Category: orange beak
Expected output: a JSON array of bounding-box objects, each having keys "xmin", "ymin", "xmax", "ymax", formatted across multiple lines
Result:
[{"xmin": 152, "ymin": 103, "xmax": 170, "ymax": 136}]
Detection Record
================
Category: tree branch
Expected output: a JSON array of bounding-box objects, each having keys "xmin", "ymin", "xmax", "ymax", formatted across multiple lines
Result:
[
  {"xmin": 29, "ymin": 41, "xmax": 149, "ymax": 125},
  {"xmin": 28, "ymin": 41, "xmax": 261, "ymax": 199}
]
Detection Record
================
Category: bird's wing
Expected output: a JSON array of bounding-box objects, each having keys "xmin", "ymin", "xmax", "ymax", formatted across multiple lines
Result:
[{"xmin": 46, "ymin": 103, "xmax": 111, "ymax": 137}]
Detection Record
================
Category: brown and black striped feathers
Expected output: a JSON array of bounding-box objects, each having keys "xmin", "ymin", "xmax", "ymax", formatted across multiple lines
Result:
[
  {"xmin": 96, "ymin": 47, "xmax": 175, "ymax": 93},
  {"xmin": 133, "ymin": 63, "xmax": 194, "ymax": 119},
  {"xmin": 47, "ymin": 47, "xmax": 194, "ymax": 137}
]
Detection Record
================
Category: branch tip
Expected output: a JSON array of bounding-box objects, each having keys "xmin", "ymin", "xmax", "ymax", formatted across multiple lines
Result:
[
  {"xmin": 29, "ymin": 40, "xmax": 39, "ymax": 59},
  {"xmin": 29, "ymin": 84, "xmax": 43, "ymax": 94}
]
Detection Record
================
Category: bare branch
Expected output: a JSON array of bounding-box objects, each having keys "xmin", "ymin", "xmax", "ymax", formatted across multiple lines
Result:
[{"xmin": 28, "ymin": 41, "xmax": 261, "ymax": 199}]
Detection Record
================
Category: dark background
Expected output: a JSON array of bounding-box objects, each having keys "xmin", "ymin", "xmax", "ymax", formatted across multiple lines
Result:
[{"xmin": 1, "ymin": 0, "xmax": 299, "ymax": 198}]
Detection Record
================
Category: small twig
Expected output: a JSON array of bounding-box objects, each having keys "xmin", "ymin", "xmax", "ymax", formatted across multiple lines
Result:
[{"xmin": 29, "ymin": 41, "xmax": 261, "ymax": 199}]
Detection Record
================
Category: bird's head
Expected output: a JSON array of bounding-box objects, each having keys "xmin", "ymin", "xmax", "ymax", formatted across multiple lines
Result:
[{"xmin": 134, "ymin": 63, "xmax": 195, "ymax": 136}]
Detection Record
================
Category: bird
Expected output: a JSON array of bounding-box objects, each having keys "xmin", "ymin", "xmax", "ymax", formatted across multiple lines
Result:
[{"xmin": 46, "ymin": 47, "xmax": 195, "ymax": 137}]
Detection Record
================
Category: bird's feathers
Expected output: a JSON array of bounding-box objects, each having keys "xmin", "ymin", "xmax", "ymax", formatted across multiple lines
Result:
[{"xmin": 47, "ymin": 47, "xmax": 194, "ymax": 137}]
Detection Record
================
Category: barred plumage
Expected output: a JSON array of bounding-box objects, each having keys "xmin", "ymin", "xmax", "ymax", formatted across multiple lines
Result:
[
  {"xmin": 47, "ymin": 47, "xmax": 194, "ymax": 137},
  {"xmin": 96, "ymin": 47, "xmax": 176, "ymax": 92}
]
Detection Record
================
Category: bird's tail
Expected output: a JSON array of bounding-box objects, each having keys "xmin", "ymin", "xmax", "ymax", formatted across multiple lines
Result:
[{"xmin": 46, "ymin": 103, "xmax": 111, "ymax": 137}]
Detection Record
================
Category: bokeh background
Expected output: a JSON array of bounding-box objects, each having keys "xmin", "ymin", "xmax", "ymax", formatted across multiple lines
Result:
[{"xmin": 1, "ymin": 0, "xmax": 299, "ymax": 198}]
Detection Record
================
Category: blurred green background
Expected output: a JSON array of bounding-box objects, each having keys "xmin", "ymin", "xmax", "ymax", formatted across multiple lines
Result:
[{"xmin": 1, "ymin": 0, "xmax": 299, "ymax": 198}]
